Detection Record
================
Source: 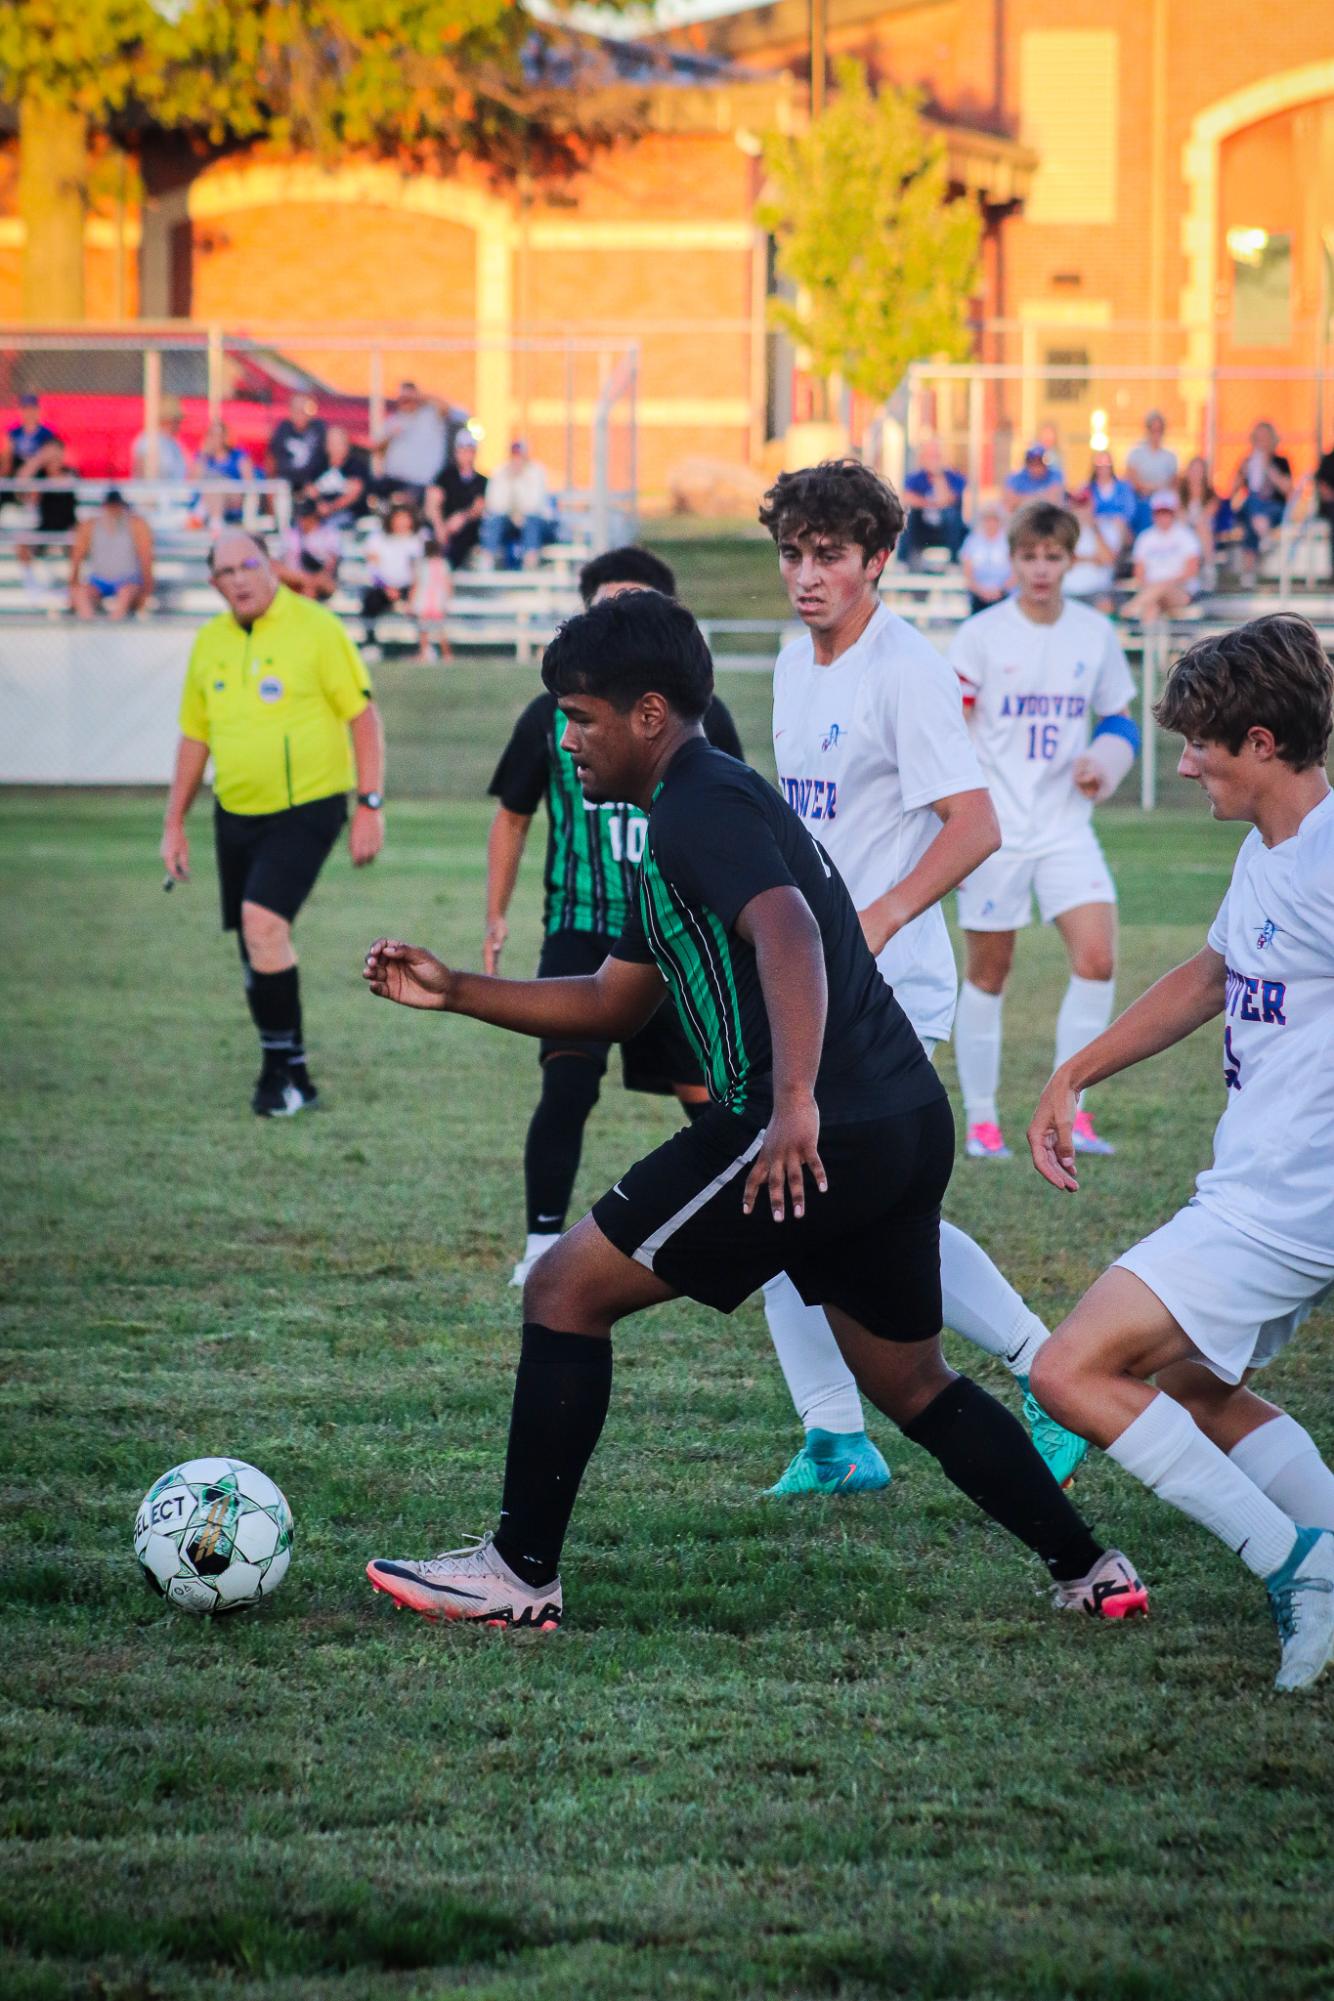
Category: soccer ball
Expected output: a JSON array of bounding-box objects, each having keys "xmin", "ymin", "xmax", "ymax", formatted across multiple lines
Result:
[{"xmin": 134, "ymin": 1457, "xmax": 293, "ymax": 1615}]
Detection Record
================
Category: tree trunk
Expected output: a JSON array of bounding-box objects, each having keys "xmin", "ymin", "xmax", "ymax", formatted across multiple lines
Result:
[{"xmin": 19, "ymin": 93, "xmax": 89, "ymax": 323}]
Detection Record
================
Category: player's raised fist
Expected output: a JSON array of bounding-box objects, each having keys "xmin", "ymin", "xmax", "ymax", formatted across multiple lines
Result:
[{"xmin": 362, "ymin": 938, "xmax": 453, "ymax": 1011}]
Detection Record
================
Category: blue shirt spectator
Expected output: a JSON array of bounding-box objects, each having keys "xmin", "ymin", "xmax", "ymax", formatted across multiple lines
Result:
[
  {"xmin": 1088, "ymin": 451, "xmax": 1137, "ymax": 527},
  {"xmin": 899, "ymin": 439, "xmax": 967, "ymax": 565},
  {"xmin": 1004, "ymin": 444, "xmax": 1063, "ymax": 510},
  {"xmin": 9, "ymin": 394, "xmax": 59, "ymax": 471}
]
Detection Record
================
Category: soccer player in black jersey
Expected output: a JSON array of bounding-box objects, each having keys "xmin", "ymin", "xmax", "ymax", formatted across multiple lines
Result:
[
  {"xmin": 363, "ymin": 591, "xmax": 1146, "ymax": 1631},
  {"xmin": 485, "ymin": 546, "xmax": 742, "ymax": 1283}
]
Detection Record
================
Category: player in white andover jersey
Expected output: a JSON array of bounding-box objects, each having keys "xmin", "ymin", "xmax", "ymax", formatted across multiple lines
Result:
[
  {"xmin": 756, "ymin": 461, "xmax": 1089, "ymax": 1497},
  {"xmin": 950, "ymin": 502, "xmax": 1139, "ymax": 1162},
  {"xmin": 1028, "ymin": 616, "xmax": 1334, "ymax": 1690}
]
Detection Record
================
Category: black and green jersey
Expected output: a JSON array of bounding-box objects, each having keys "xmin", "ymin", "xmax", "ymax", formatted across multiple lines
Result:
[
  {"xmin": 489, "ymin": 690, "xmax": 744, "ymax": 938},
  {"xmin": 612, "ymin": 737, "xmax": 939, "ymax": 1124}
]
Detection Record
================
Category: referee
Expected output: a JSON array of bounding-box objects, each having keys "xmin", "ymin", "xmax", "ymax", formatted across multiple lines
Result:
[{"xmin": 160, "ymin": 529, "xmax": 385, "ymax": 1115}]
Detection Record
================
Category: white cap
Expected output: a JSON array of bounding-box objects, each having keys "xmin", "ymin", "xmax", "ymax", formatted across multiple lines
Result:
[{"xmin": 1150, "ymin": 488, "xmax": 1179, "ymax": 512}]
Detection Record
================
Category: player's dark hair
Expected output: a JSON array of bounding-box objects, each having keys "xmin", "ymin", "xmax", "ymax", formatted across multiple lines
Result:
[
  {"xmin": 1008, "ymin": 501, "xmax": 1078, "ymax": 555},
  {"xmin": 758, "ymin": 459, "xmax": 904, "ymax": 560},
  {"xmin": 542, "ymin": 590, "xmax": 714, "ymax": 719},
  {"xmin": 1155, "ymin": 614, "xmax": 1334, "ymax": 770},
  {"xmin": 578, "ymin": 545, "xmax": 677, "ymax": 608}
]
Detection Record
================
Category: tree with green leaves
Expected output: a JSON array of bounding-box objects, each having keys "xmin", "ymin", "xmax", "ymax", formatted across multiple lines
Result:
[
  {"xmin": 759, "ymin": 60, "xmax": 981, "ymax": 406},
  {"xmin": 0, "ymin": 1, "xmax": 624, "ymax": 322}
]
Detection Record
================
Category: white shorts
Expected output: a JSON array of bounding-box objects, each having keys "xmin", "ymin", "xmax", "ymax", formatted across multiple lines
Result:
[
  {"xmin": 956, "ymin": 826, "xmax": 1116, "ymax": 933},
  {"xmin": 1116, "ymin": 1199, "xmax": 1334, "ymax": 1385}
]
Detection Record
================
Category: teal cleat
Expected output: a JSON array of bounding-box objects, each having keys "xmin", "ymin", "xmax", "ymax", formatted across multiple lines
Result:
[
  {"xmin": 1267, "ymin": 1526, "xmax": 1334, "ymax": 1692},
  {"xmin": 1019, "ymin": 1378, "xmax": 1089, "ymax": 1490},
  {"xmin": 765, "ymin": 1428, "xmax": 892, "ymax": 1497}
]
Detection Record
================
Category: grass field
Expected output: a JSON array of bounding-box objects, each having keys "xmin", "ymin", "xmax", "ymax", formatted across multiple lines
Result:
[{"xmin": 3, "ymin": 656, "xmax": 1333, "ymax": 2001}]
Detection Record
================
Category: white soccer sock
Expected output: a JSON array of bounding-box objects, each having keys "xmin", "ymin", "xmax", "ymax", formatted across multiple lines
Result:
[
  {"xmin": 954, "ymin": 981, "xmax": 1003, "ymax": 1127},
  {"xmin": 1107, "ymin": 1392, "xmax": 1298, "ymax": 1579},
  {"xmin": 939, "ymin": 1220, "xmax": 1048, "ymax": 1378},
  {"xmin": 1054, "ymin": 975, "xmax": 1115, "ymax": 1106},
  {"xmin": 762, "ymin": 1272, "xmax": 866, "ymax": 1435},
  {"xmin": 1230, "ymin": 1414, "xmax": 1334, "ymax": 1532}
]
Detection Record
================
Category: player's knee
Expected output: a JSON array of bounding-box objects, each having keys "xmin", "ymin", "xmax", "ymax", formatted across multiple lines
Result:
[
  {"xmin": 1028, "ymin": 1341, "xmax": 1083, "ymax": 1425},
  {"xmin": 1072, "ymin": 946, "xmax": 1115, "ymax": 983},
  {"xmin": 540, "ymin": 1053, "xmax": 602, "ymax": 1121}
]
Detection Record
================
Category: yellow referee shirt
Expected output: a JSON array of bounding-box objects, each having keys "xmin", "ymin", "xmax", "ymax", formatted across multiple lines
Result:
[{"xmin": 178, "ymin": 586, "xmax": 374, "ymax": 816}]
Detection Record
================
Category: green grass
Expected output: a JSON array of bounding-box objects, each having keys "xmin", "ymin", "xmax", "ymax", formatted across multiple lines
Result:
[{"xmin": 2, "ymin": 663, "xmax": 1332, "ymax": 2001}]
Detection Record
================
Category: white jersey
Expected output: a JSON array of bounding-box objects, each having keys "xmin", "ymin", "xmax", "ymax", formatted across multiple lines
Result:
[
  {"xmin": 1197, "ymin": 790, "xmax": 1334, "ymax": 1262},
  {"xmin": 948, "ymin": 597, "xmax": 1135, "ymax": 849},
  {"xmin": 772, "ymin": 601, "xmax": 985, "ymax": 1041}
]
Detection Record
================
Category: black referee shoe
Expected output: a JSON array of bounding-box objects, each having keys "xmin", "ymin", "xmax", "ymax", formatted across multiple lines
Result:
[
  {"xmin": 286, "ymin": 1061, "xmax": 319, "ymax": 1109},
  {"xmin": 252, "ymin": 1067, "xmax": 305, "ymax": 1118}
]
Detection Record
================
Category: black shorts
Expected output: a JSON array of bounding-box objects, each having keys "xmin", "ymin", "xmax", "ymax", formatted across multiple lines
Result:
[
  {"xmin": 536, "ymin": 929, "xmax": 704, "ymax": 1096},
  {"xmin": 592, "ymin": 1096, "xmax": 955, "ymax": 1337},
  {"xmin": 214, "ymin": 794, "xmax": 347, "ymax": 933}
]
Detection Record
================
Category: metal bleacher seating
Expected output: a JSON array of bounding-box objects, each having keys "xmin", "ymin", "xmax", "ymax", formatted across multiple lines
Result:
[{"xmin": 0, "ymin": 481, "xmax": 589, "ymax": 661}]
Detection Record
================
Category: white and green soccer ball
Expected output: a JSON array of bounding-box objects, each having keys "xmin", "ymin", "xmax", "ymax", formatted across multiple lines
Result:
[{"xmin": 134, "ymin": 1457, "xmax": 293, "ymax": 1615}]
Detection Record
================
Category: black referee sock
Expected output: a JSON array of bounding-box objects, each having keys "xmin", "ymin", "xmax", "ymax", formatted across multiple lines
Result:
[
  {"xmin": 903, "ymin": 1376, "xmax": 1103, "ymax": 1583},
  {"xmin": 494, "ymin": 1323, "xmax": 613, "ymax": 1587},
  {"xmin": 247, "ymin": 965, "xmax": 303, "ymax": 1078},
  {"xmin": 524, "ymin": 1057, "xmax": 602, "ymax": 1234}
]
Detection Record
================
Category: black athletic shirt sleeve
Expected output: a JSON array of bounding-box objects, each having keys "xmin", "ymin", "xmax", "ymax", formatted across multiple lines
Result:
[
  {"xmin": 610, "ymin": 888, "xmax": 654, "ymax": 964},
  {"xmin": 703, "ymin": 696, "xmax": 743, "ymax": 762},
  {"xmin": 488, "ymin": 692, "xmax": 553, "ymax": 815},
  {"xmin": 649, "ymin": 764, "xmax": 797, "ymax": 931}
]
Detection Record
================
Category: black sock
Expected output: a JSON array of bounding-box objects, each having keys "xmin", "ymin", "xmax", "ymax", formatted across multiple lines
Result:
[
  {"xmin": 681, "ymin": 1099, "xmax": 709, "ymax": 1123},
  {"xmin": 903, "ymin": 1376, "xmax": 1103, "ymax": 1582},
  {"xmin": 524, "ymin": 1057, "xmax": 602, "ymax": 1234},
  {"xmin": 248, "ymin": 966, "xmax": 302, "ymax": 1076},
  {"xmin": 493, "ymin": 1323, "xmax": 612, "ymax": 1586}
]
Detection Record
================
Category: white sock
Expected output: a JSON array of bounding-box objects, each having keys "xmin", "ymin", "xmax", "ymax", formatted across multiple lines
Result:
[
  {"xmin": 954, "ymin": 981, "xmax": 1003, "ymax": 1126},
  {"xmin": 1054, "ymin": 974, "xmax": 1115, "ymax": 1107},
  {"xmin": 523, "ymin": 1230, "xmax": 560, "ymax": 1260},
  {"xmin": 939, "ymin": 1219, "xmax": 1048, "ymax": 1378},
  {"xmin": 1230, "ymin": 1413, "xmax": 1334, "ymax": 1532},
  {"xmin": 1108, "ymin": 1393, "xmax": 1298, "ymax": 1578},
  {"xmin": 762, "ymin": 1272, "xmax": 865, "ymax": 1435}
]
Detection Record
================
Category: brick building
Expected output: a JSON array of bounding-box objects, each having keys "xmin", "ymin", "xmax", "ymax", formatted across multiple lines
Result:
[{"xmin": 1, "ymin": 1, "xmax": 1330, "ymax": 501}]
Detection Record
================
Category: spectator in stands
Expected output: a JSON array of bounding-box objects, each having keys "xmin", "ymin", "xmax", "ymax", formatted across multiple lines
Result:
[
  {"xmin": 1088, "ymin": 449, "xmax": 1137, "ymax": 530},
  {"xmin": 268, "ymin": 394, "xmax": 328, "ymax": 489},
  {"xmin": 426, "ymin": 431, "xmax": 488, "ymax": 569},
  {"xmin": 1124, "ymin": 488, "xmax": 1201, "ymax": 622},
  {"xmin": 1037, "ymin": 421, "xmax": 1064, "ymax": 482},
  {"xmin": 1315, "ymin": 439, "xmax": 1334, "ymax": 580},
  {"xmin": 1226, "ymin": 420, "xmax": 1292, "ymax": 583},
  {"xmin": 1125, "ymin": 410, "xmax": 1178, "ymax": 533},
  {"xmin": 898, "ymin": 437, "xmax": 967, "ymax": 566},
  {"xmin": 276, "ymin": 499, "xmax": 341, "ymax": 602},
  {"xmin": 1063, "ymin": 486, "xmax": 1125, "ymax": 612},
  {"xmin": 131, "ymin": 395, "xmax": 190, "ymax": 483},
  {"xmin": 412, "ymin": 537, "xmax": 453, "ymax": 662},
  {"xmin": 69, "ymin": 489, "xmax": 153, "ymax": 620},
  {"xmin": 8, "ymin": 392, "xmax": 61, "ymax": 478},
  {"xmin": 193, "ymin": 419, "xmax": 254, "ymax": 525},
  {"xmin": 361, "ymin": 501, "xmax": 423, "ymax": 649},
  {"xmin": 309, "ymin": 425, "xmax": 371, "ymax": 528},
  {"xmin": 481, "ymin": 439, "xmax": 554, "ymax": 570},
  {"xmin": 958, "ymin": 495, "xmax": 1011, "ymax": 614},
  {"xmin": 1178, "ymin": 456, "xmax": 1220, "ymax": 576},
  {"xmin": 15, "ymin": 436, "xmax": 78, "ymax": 599},
  {"xmin": 371, "ymin": 381, "xmax": 447, "ymax": 506},
  {"xmin": 1004, "ymin": 442, "xmax": 1062, "ymax": 511}
]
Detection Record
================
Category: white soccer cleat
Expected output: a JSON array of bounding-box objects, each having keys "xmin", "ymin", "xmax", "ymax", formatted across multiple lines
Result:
[
  {"xmin": 965, "ymin": 1120, "xmax": 1012, "ymax": 1161},
  {"xmin": 367, "ymin": 1532, "xmax": 562, "ymax": 1629},
  {"xmin": 1267, "ymin": 1527, "xmax": 1334, "ymax": 1692},
  {"xmin": 1050, "ymin": 1548, "xmax": 1149, "ymax": 1619}
]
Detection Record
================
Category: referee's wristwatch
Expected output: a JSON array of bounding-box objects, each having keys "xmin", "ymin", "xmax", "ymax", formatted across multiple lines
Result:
[{"xmin": 356, "ymin": 791, "xmax": 384, "ymax": 811}]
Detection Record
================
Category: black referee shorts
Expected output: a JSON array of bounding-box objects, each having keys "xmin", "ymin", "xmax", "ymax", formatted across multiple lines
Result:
[
  {"xmin": 214, "ymin": 794, "xmax": 347, "ymax": 934},
  {"xmin": 591, "ymin": 1096, "xmax": 955, "ymax": 1338},
  {"xmin": 535, "ymin": 928, "xmax": 705, "ymax": 1096}
]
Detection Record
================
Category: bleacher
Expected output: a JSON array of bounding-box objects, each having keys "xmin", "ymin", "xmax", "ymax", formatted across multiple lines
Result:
[{"xmin": 0, "ymin": 480, "xmax": 590, "ymax": 662}]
